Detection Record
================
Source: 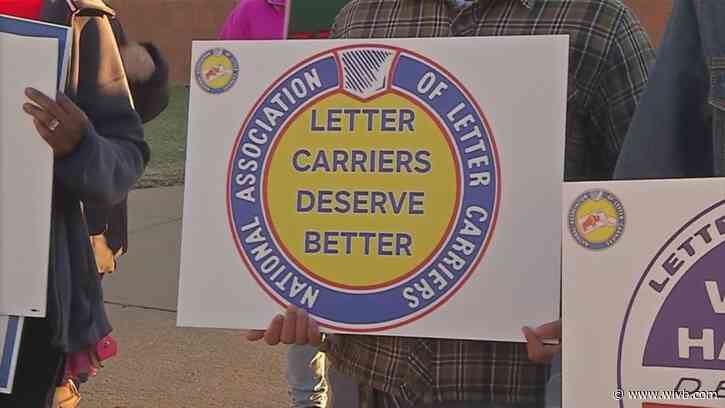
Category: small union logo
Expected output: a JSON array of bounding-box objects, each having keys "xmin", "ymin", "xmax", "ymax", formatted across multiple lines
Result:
[
  {"xmin": 194, "ymin": 48, "xmax": 239, "ymax": 94},
  {"xmin": 568, "ymin": 189, "xmax": 625, "ymax": 250}
]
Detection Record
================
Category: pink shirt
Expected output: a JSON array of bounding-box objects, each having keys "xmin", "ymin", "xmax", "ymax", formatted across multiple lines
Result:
[{"xmin": 218, "ymin": 0, "xmax": 286, "ymax": 40}]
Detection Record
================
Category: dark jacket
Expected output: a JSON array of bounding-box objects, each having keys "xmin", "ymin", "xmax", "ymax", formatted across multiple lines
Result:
[
  {"xmin": 84, "ymin": 13, "xmax": 170, "ymax": 257},
  {"xmin": 39, "ymin": 0, "xmax": 150, "ymax": 352},
  {"xmin": 615, "ymin": 0, "xmax": 725, "ymax": 179}
]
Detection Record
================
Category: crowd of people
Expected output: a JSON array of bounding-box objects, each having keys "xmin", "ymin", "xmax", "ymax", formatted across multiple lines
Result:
[{"xmin": 1, "ymin": 0, "xmax": 722, "ymax": 407}]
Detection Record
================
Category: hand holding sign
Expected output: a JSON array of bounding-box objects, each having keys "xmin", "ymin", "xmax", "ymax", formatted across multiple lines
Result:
[
  {"xmin": 246, "ymin": 306, "xmax": 323, "ymax": 347},
  {"xmin": 522, "ymin": 320, "xmax": 562, "ymax": 364},
  {"xmin": 22, "ymin": 88, "xmax": 88, "ymax": 158}
]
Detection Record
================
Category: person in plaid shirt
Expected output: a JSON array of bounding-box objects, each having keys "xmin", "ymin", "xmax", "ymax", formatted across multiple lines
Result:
[{"xmin": 249, "ymin": 0, "xmax": 655, "ymax": 407}]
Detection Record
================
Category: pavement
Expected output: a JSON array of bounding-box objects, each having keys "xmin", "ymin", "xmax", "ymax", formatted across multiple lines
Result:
[{"xmin": 83, "ymin": 187, "xmax": 288, "ymax": 408}]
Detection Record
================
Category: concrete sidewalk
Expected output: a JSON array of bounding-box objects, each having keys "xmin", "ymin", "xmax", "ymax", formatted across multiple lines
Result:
[{"xmin": 83, "ymin": 187, "xmax": 287, "ymax": 408}]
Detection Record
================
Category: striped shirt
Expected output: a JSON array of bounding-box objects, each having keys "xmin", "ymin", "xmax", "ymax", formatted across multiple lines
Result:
[{"xmin": 327, "ymin": 0, "xmax": 654, "ymax": 406}]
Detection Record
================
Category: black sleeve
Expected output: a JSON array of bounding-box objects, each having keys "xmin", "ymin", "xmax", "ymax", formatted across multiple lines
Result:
[
  {"xmin": 108, "ymin": 16, "xmax": 170, "ymax": 123},
  {"xmin": 54, "ymin": 17, "xmax": 150, "ymax": 206},
  {"xmin": 130, "ymin": 42, "xmax": 171, "ymax": 124}
]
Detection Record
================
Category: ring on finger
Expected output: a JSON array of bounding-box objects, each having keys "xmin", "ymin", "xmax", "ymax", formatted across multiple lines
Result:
[{"xmin": 48, "ymin": 118, "xmax": 60, "ymax": 132}]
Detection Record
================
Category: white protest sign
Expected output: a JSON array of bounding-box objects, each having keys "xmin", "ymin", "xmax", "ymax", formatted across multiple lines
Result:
[
  {"xmin": 563, "ymin": 179, "xmax": 725, "ymax": 408},
  {"xmin": 0, "ymin": 32, "xmax": 56, "ymax": 317},
  {"xmin": 0, "ymin": 316, "xmax": 23, "ymax": 394},
  {"xmin": 178, "ymin": 37, "xmax": 568, "ymax": 341}
]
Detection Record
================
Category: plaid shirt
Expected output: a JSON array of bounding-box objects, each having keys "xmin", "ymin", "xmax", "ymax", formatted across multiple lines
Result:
[{"xmin": 327, "ymin": 0, "xmax": 654, "ymax": 406}]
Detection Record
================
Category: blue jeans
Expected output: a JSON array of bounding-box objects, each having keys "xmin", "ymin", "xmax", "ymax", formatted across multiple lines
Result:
[
  {"xmin": 545, "ymin": 354, "xmax": 562, "ymax": 408},
  {"xmin": 288, "ymin": 345, "xmax": 327, "ymax": 408},
  {"xmin": 287, "ymin": 344, "xmax": 360, "ymax": 408}
]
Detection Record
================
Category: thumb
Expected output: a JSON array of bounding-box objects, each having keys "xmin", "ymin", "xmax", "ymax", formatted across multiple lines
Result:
[
  {"xmin": 533, "ymin": 320, "xmax": 561, "ymax": 340},
  {"xmin": 522, "ymin": 326, "xmax": 541, "ymax": 346}
]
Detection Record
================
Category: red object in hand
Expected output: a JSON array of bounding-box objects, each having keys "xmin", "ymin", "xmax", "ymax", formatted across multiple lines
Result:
[
  {"xmin": 95, "ymin": 335, "xmax": 118, "ymax": 362},
  {"xmin": 0, "ymin": 0, "xmax": 44, "ymax": 19}
]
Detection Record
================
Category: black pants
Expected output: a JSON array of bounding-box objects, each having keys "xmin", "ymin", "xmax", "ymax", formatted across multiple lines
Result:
[{"xmin": 0, "ymin": 318, "xmax": 63, "ymax": 407}]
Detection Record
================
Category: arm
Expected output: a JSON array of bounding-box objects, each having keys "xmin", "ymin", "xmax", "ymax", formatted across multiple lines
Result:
[
  {"xmin": 588, "ymin": 5, "xmax": 655, "ymax": 179},
  {"xmin": 125, "ymin": 42, "xmax": 171, "ymax": 124},
  {"xmin": 53, "ymin": 17, "xmax": 150, "ymax": 206},
  {"xmin": 614, "ymin": 0, "xmax": 711, "ymax": 179},
  {"xmin": 110, "ymin": 17, "xmax": 171, "ymax": 124}
]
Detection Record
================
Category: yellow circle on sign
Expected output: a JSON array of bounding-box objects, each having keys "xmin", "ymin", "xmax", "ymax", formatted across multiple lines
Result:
[
  {"xmin": 200, "ymin": 55, "xmax": 235, "ymax": 90},
  {"xmin": 574, "ymin": 198, "xmax": 619, "ymax": 244},
  {"xmin": 264, "ymin": 92, "xmax": 459, "ymax": 289}
]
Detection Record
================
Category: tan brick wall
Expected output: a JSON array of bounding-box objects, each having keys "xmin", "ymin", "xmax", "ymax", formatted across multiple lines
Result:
[
  {"xmin": 626, "ymin": 0, "xmax": 673, "ymax": 46},
  {"xmin": 111, "ymin": 0, "xmax": 673, "ymax": 83},
  {"xmin": 111, "ymin": 0, "xmax": 238, "ymax": 83}
]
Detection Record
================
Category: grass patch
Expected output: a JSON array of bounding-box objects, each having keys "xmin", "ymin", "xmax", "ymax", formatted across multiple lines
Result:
[{"xmin": 136, "ymin": 85, "xmax": 189, "ymax": 189}]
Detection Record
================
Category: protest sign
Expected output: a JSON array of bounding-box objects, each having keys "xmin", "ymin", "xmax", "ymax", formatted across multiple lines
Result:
[
  {"xmin": 178, "ymin": 37, "xmax": 568, "ymax": 341},
  {"xmin": 563, "ymin": 179, "xmax": 725, "ymax": 407},
  {"xmin": 0, "ymin": 14, "xmax": 70, "ymax": 317},
  {"xmin": 0, "ymin": 14, "xmax": 71, "ymax": 85},
  {"xmin": 0, "ymin": 15, "xmax": 71, "ymax": 394},
  {"xmin": 0, "ymin": 316, "xmax": 22, "ymax": 394}
]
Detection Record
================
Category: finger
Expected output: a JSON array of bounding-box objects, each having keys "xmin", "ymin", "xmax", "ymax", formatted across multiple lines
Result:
[
  {"xmin": 32, "ymin": 119, "xmax": 54, "ymax": 146},
  {"xmin": 523, "ymin": 326, "xmax": 561, "ymax": 364},
  {"xmin": 25, "ymin": 88, "xmax": 66, "ymax": 120},
  {"xmin": 280, "ymin": 306, "xmax": 298, "ymax": 345},
  {"xmin": 245, "ymin": 330, "xmax": 265, "ymax": 342},
  {"xmin": 23, "ymin": 103, "xmax": 58, "ymax": 128},
  {"xmin": 522, "ymin": 326, "xmax": 545, "ymax": 362},
  {"xmin": 308, "ymin": 319, "xmax": 322, "ymax": 347},
  {"xmin": 56, "ymin": 92, "xmax": 88, "ymax": 123},
  {"xmin": 263, "ymin": 315, "xmax": 284, "ymax": 345},
  {"xmin": 295, "ymin": 309, "xmax": 309, "ymax": 345},
  {"xmin": 533, "ymin": 320, "xmax": 562, "ymax": 340}
]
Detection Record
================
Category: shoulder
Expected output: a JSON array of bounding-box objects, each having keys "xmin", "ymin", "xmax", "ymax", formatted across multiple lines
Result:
[
  {"xmin": 67, "ymin": 0, "xmax": 115, "ymax": 14},
  {"xmin": 542, "ymin": 0, "xmax": 642, "ymax": 38},
  {"xmin": 553, "ymin": 0, "xmax": 652, "ymax": 66},
  {"xmin": 335, "ymin": 0, "xmax": 391, "ymax": 20},
  {"xmin": 576, "ymin": 0, "xmax": 653, "ymax": 58},
  {"xmin": 550, "ymin": 0, "xmax": 631, "ymax": 14},
  {"xmin": 332, "ymin": 0, "xmax": 395, "ymax": 38},
  {"xmin": 41, "ymin": 0, "xmax": 114, "ymax": 24},
  {"xmin": 545, "ymin": 0, "xmax": 641, "ymax": 33}
]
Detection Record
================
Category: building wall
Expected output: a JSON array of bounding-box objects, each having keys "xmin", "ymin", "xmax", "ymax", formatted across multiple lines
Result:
[
  {"xmin": 626, "ymin": 0, "xmax": 673, "ymax": 46},
  {"xmin": 111, "ymin": 0, "xmax": 673, "ymax": 84}
]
